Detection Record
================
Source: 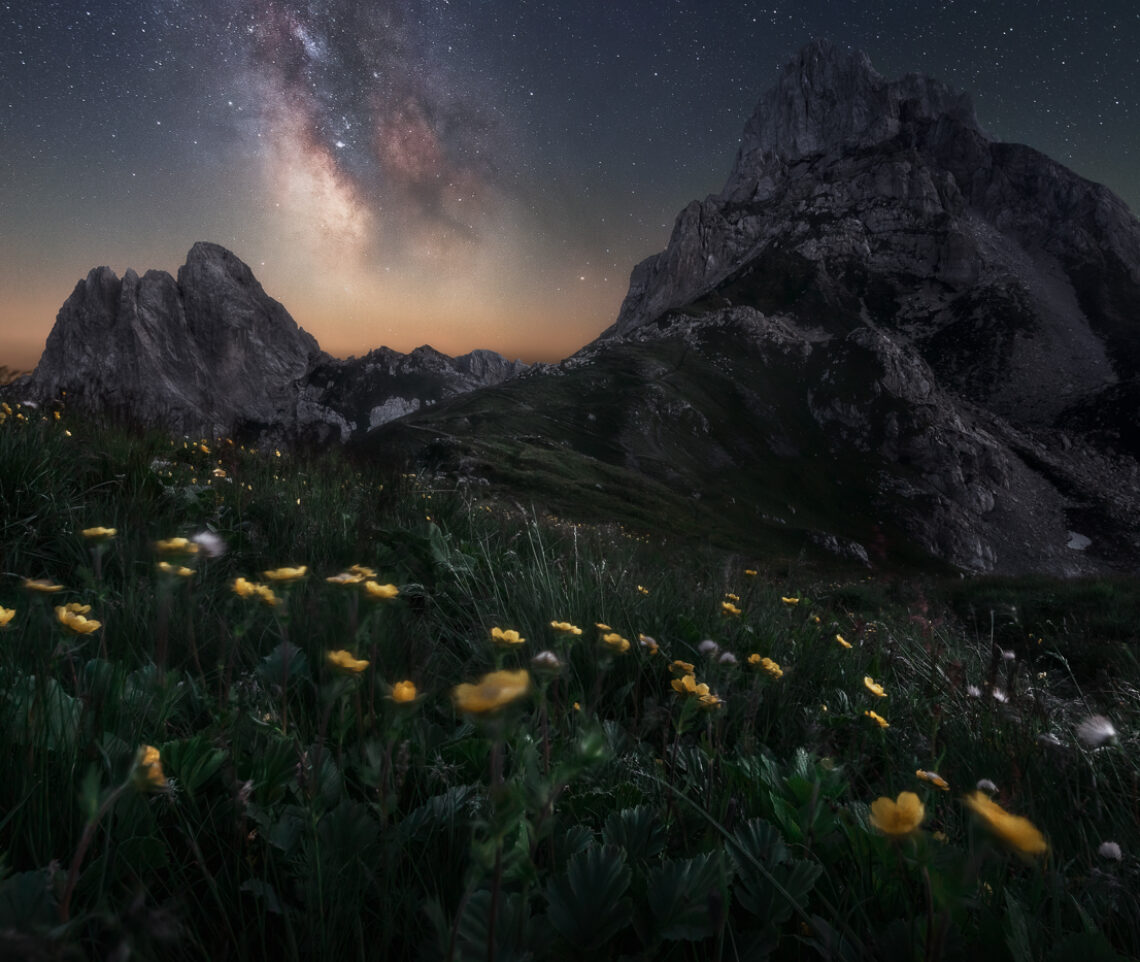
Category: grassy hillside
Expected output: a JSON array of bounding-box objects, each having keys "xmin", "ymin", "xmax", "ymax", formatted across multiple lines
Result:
[{"xmin": 1, "ymin": 401, "xmax": 1138, "ymax": 960}]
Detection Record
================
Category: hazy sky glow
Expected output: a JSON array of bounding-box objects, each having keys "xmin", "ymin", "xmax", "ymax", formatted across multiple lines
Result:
[{"xmin": 2, "ymin": 1, "xmax": 1137, "ymax": 370}]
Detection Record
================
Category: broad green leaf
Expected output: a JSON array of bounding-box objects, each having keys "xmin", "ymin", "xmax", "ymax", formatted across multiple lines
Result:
[
  {"xmin": 256, "ymin": 641, "xmax": 309, "ymax": 690},
  {"xmin": 545, "ymin": 844, "xmax": 632, "ymax": 951},
  {"xmin": 603, "ymin": 805, "xmax": 666, "ymax": 863},
  {"xmin": 646, "ymin": 851, "xmax": 728, "ymax": 941},
  {"xmin": 160, "ymin": 733, "xmax": 227, "ymax": 798}
]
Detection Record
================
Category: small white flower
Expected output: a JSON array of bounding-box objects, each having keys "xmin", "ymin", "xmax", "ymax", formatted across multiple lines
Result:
[
  {"xmin": 191, "ymin": 530, "xmax": 227, "ymax": 558},
  {"xmin": 717, "ymin": 651, "xmax": 738, "ymax": 665},
  {"xmin": 1076, "ymin": 714, "xmax": 1117, "ymax": 748},
  {"xmin": 1001, "ymin": 649, "xmax": 1016, "ymax": 661},
  {"xmin": 1098, "ymin": 841, "xmax": 1122, "ymax": 861},
  {"xmin": 1037, "ymin": 732, "xmax": 1064, "ymax": 748},
  {"xmin": 697, "ymin": 639, "xmax": 719, "ymax": 656},
  {"xmin": 991, "ymin": 688, "xmax": 1008, "ymax": 704},
  {"xmin": 967, "ymin": 685, "xmax": 982, "ymax": 698},
  {"xmin": 531, "ymin": 650, "xmax": 562, "ymax": 671},
  {"xmin": 976, "ymin": 778, "xmax": 998, "ymax": 793}
]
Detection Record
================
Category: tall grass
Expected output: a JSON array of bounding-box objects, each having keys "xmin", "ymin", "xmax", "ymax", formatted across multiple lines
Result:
[{"xmin": 0, "ymin": 401, "xmax": 1138, "ymax": 960}]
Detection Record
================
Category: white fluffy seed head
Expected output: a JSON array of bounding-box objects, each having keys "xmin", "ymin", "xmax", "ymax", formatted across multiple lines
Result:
[
  {"xmin": 1077, "ymin": 715, "xmax": 1117, "ymax": 748},
  {"xmin": 698, "ymin": 639, "xmax": 719, "ymax": 656},
  {"xmin": 1098, "ymin": 841, "xmax": 1122, "ymax": 861},
  {"xmin": 717, "ymin": 651, "xmax": 738, "ymax": 665},
  {"xmin": 976, "ymin": 778, "xmax": 998, "ymax": 793}
]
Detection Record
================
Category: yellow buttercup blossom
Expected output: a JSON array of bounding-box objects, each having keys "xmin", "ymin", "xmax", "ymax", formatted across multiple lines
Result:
[
  {"xmin": 722, "ymin": 601, "xmax": 742, "ymax": 616},
  {"xmin": 869, "ymin": 792, "xmax": 925, "ymax": 836},
  {"xmin": 757, "ymin": 656, "xmax": 783, "ymax": 678},
  {"xmin": 963, "ymin": 792, "xmax": 1048, "ymax": 855},
  {"xmin": 669, "ymin": 659, "xmax": 695, "ymax": 675},
  {"xmin": 637, "ymin": 585, "xmax": 650, "ymax": 596},
  {"xmin": 744, "ymin": 569, "xmax": 758, "ymax": 577},
  {"xmin": 780, "ymin": 596, "xmax": 800, "ymax": 606},
  {"xmin": 55, "ymin": 605, "xmax": 101, "ymax": 634},
  {"xmin": 263, "ymin": 566, "xmax": 307, "ymax": 582},
  {"xmin": 391, "ymin": 680, "xmax": 418, "ymax": 703},
  {"xmin": 595, "ymin": 622, "xmax": 613, "ymax": 631},
  {"xmin": 865, "ymin": 710, "xmax": 890, "ymax": 729},
  {"xmin": 155, "ymin": 537, "xmax": 199, "ymax": 555},
  {"xmin": 349, "ymin": 564, "xmax": 378, "ymax": 578},
  {"xmin": 452, "ymin": 669, "xmax": 531, "ymax": 715},
  {"xmin": 698, "ymin": 692, "xmax": 724, "ymax": 709},
  {"xmin": 132, "ymin": 745, "xmax": 169, "ymax": 793},
  {"xmin": 0, "ymin": 606, "xmax": 15, "ymax": 627},
  {"xmin": 550, "ymin": 621, "xmax": 583, "ymax": 635},
  {"xmin": 835, "ymin": 634, "xmax": 852, "ymax": 649},
  {"xmin": 232, "ymin": 577, "xmax": 258, "ymax": 598},
  {"xmin": 671, "ymin": 673, "xmax": 711, "ymax": 697},
  {"xmin": 601, "ymin": 631, "xmax": 631, "ymax": 653},
  {"xmin": 157, "ymin": 562, "xmax": 194, "ymax": 578},
  {"xmin": 917, "ymin": 770, "xmax": 950, "ymax": 791},
  {"xmin": 864, "ymin": 676, "xmax": 887, "ymax": 697},
  {"xmin": 23, "ymin": 578, "xmax": 64, "ymax": 593},
  {"xmin": 362, "ymin": 580, "xmax": 399, "ymax": 600},
  {"xmin": 81, "ymin": 526, "xmax": 117, "ymax": 541},
  {"xmin": 724, "ymin": 592, "xmax": 740, "ymax": 603},
  {"xmin": 326, "ymin": 650, "xmax": 370, "ymax": 674},
  {"xmin": 491, "ymin": 626, "xmax": 526, "ymax": 646}
]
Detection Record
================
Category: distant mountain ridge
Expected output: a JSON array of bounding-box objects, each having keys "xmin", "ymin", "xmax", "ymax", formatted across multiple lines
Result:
[
  {"xmin": 363, "ymin": 40, "xmax": 1140, "ymax": 575},
  {"xmin": 19, "ymin": 242, "xmax": 527, "ymax": 441}
]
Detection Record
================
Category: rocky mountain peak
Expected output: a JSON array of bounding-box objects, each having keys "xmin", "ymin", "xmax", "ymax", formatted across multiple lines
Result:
[{"xmin": 722, "ymin": 39, "xmax": 979, "ymax": 202}]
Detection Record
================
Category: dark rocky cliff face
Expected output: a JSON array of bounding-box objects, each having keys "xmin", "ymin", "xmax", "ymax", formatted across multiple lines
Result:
[
  {"xmin": 25, "ymin": 243, "xmax": 527, "ymax": 441},
  {"xmin": 368, "ymin": 40, "xmax": 1140, "ymax": 575}
]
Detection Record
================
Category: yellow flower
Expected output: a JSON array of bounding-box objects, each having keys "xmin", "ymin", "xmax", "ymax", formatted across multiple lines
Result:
[
  {"xmin": 638, "ymin": 633, "xmax": 659, "ymax": 655},
  {"xmin": 963, "ymin": 792, "xmax": 1048, "ymax": 855},
  {"xmin": 601, "ymin": 631, "xmax": 631, "ymax": 653},
  {"xmin": 23, "ymin": 578, "xmax": 64, "ymax": 593},
  {"xmin": 55, "ymin": 605, "xmax": 101, "ymax": 634},
  {"xmin": 350, "ymin": 564, "xmax": 378, "ymax": 578},
  {"xmin": 156, "ymin": 562, "xmax": 194, "ymax": 578},
  {"xmin": 362, "ymin": 580, "xmax": 399, "ymax": 600},
  {"xmin": 326, "ymin": 649, "xmax": 370, "ymax": 674},
  {"xmin": 452, "ymin": 669, "xmax": 531, "ymax": 715},
  {"xmin": 132, "ymin": 745, "xmax": 169, "ymax": 792},
  {"xmin": 263, "ymin": 566, "xmax": 307, "ymax": 582},
  {"xmin": 81, "ymin": 526, "xmax": 117, "ymax": 541},
  {"xmin": 780, "ymin": 596, "xmax": 800, "ymax": 606},
  {"xmin": 0, "ymin": 606, "xmax": 15, "ymax": 627},
  {"xmin": 212, "ymin": 467, "xmax": 227, "ymax": 478},
  {"xmin": 698, "ymin": 693, "xmax": 724, "ymax": 709},
  {"xmin": 744, "ymin": 569, "xmax": 758, "ymax": 577},
  {"xmin": 864, "ymin": 675, "xmax": 887, "ymax": 697},
  {"xmin": 722, "ymin": 601, "xmax": 742, "ymax": 616},
  {"xmin": 869, "ymin": 792, "xmax": 925, "ymax": 836},
  {"xmin": 759, "ymin": 657, "xmax": 784, "ymax": 678},
  {"xmin": 669, "ymin": 659, "xmax": 695, "ymax": 675},
  {"xmin": 835, "ymin": 634, "xmax": 852, "ymax": 649},
  {"xmin": 595, "ymin": 622, "xmax": 613, "ymax": 631},
  {"xmin": 491, "ymin": 626, "xmax": 526, "ymax": 646},
  {"xmin": 550, "ymin": 620, "xmax": 583, "ymax": 635},
  {"xmin": 865, "ymin": 710, "xmax": 890, "ymax": 729},
  {"xmin": 917, "ymin": 770, "xmax": 950, "ymax": 791},
  {"xmin": 671, "ymin": 673, "xmax": 711, "ymax": 697},
  {"xmin": 724, "ymin": 592, "xmax": 740, "ymax": 602},
  {"xmin": 155, "ymin": 537, "xmax": 199, "ymax": 555},
  {"xmin": 637, "ymin": 585, "xmax": 650, "ymax": 596},
  {"xmin": 232, "ymin": 576, "xmax": 258, "ymax": 598},
  {"xmin": 391, "ymin": 680, "xmax": 417, "ymax": 703}
]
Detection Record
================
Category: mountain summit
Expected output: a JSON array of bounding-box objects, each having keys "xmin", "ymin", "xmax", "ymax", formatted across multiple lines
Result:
[
  {"xmin": 368, "ymin": 41, "xmax": 1140, "ymax": 574},
  {"xmin": 23, "ymin": 243, "xmax": 527, "ymax": 440}
]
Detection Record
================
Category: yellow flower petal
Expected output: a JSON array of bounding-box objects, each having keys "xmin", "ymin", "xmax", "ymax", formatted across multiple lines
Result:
[
  {"xmin": 963, "ymin": 792, "xmax": 1047, "ymax": 855},
  {"xmin": 452, "ymin": 669, "xmax": 531, "ymax": 715},
  {"xmin": 326, "ymin": 649, "xmax": 370, "ymax": 674},
  {"xmin": 391, "ymin": 680, "xmax": 417, "ymax": 703},
  {"xmin": 869, "ymin": 791, "xmax": 924, "ymax": 835}
]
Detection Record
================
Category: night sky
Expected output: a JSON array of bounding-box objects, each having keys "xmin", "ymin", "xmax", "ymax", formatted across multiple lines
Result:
[{"xmin": 2, "ymin": 1, "xmax": 1137, "ymax": 371}]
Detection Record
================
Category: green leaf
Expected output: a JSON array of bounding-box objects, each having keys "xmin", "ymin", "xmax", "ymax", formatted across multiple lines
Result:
[
  {"xmin": 456, "ymin": 889, "xmax": 544, "ymax": 962},
  {"xmin": 1004, "ymin": 891, "xmax": 1034, "ymax": 962},
  {"xmin": 545, "ymin": 844, "xmax": 632, "ymax": 951},
  {"xmin": 396, "ymin": 786, "xmax": 475, "ymax": 843},
  {"xmin": 0, "ymin": 869, "xmax": 56, "ymax": 930},
  {"xmin": 256, "ymin": 641, "xmax": 309, "ymax": 690},
  {"xmin": 603, "ymin": 805, "xmax": 666, "ymax": 863},
  {"xmin": 729, "ymin": 818, "xmax": 820, "ymax": 926},
  {"xmin": 160, "ymin": 733, "xmax": 227, "ymax": 798},
  {"xmin": 645, "ymin": 851, "xmax": 728, "ymax": 941}
]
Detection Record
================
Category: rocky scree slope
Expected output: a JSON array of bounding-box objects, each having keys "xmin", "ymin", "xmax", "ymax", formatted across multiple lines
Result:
[
  {"xmin": 20, "ymin": 242, "xmax": 526, "ymax": 442},
  {"xmin": 370, "ymin": 41, "xmax": 1140, "ymax": 575}
]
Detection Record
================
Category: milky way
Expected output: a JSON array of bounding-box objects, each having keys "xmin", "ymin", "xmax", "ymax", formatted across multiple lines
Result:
[{"xmin": 1, "ymin": 1, "xmax": 1138, "ymax": 369}]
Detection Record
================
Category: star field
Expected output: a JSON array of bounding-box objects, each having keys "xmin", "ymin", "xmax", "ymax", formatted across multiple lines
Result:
[{"xmin": 1, "ymin": 0, "xmax": 1137, "ymax": 370}]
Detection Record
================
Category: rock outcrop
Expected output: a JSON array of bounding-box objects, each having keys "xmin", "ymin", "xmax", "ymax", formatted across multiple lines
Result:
[{"xmin": 24, "ymin": 243, "xmax": 527, "ymax": 441}]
